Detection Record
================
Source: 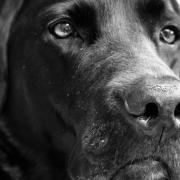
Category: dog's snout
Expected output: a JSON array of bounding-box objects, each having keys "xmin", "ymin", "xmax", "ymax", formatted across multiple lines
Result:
[{"xmin": 121, "ymin": 78, "xmax": 180, "ymax": 138}]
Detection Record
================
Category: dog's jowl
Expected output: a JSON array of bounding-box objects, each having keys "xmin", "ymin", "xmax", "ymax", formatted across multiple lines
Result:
[{"xmin": 1, "ymin": 0, "xmax": 180, "ymax": 180}]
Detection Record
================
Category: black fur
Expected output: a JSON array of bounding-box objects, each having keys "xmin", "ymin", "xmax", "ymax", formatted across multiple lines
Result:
[{"xmin": 1, "ymin": 0, "xmax": 180, "ymax": 180}]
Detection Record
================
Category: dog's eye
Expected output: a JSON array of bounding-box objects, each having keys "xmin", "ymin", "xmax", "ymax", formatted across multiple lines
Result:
[
  {"xmin": 160, "ymin": 26, "xmax": 179, "ymax": 44},
  {"xmin": 48, "ymin": 20, "xmax": 75, "ymax": 39}
]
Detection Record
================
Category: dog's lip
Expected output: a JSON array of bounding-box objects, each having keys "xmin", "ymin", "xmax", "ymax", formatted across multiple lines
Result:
[{"xmin": 110, "ymin": 156, "xmax": 170, "ymax": 180}]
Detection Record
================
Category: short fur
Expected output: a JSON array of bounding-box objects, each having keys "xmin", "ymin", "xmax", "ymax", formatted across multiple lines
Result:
[{"xmin": 1, "ymin": 0, "xmax": 180, "ymax": 180}]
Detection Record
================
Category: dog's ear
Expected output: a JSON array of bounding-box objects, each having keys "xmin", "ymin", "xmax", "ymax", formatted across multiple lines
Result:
[{"xmin": 0, "ymin": 0, "xmax": 23, "ymax": 109}]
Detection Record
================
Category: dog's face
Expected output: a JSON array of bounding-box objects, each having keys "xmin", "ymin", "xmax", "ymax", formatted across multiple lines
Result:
[{"xmin": 4, "ymin": 0, "xmax": 180, "ymax": 179}]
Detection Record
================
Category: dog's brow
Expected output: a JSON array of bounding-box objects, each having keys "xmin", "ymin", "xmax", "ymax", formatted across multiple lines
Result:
[
  {"xmin": 41, "ymin": 2, "xmax": 72, "ymax": 17},
  {"xmin": 42, "ymin": 0, "xmax": 96, "ymax": 18},
  {"xmin": 143, "ymin": 0, "xmax": 165, "ymax": 16},
  {"xmin": 138, "ymin": 0, "xmax": 165, "ymax": 17}
]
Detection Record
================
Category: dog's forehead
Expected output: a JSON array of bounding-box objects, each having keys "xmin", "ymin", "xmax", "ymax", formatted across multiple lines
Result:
[
  {"xmin": 43, "ymin": 0, "xmax": 178, "ymax": 13},
  {"xmin": 21, "ymin": 0, "xmax": 180, "ymax": 20},
  {"xmin": 42, "ymin": 0, "xmax": 179, "ymax": 26}
]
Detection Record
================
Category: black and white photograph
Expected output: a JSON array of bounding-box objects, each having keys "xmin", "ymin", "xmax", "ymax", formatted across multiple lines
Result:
[{"xmin": 1, "ymin": 0, "xmax": 180, "ymax": 179}]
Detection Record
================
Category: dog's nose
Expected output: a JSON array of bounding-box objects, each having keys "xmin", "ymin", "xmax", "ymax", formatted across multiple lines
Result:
[{"xmin": 124, "ymin": 78, "xmax": 180, "ymax": 138}]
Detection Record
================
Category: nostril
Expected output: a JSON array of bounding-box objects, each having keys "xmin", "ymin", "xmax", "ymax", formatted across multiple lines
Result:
[
  {"xmin": 174, "ymin": 103, "xmax": 180, "ymax": 119},
  {"xmin": 143, "ymin": 103, "xmax": 159, "ymax": 119}
]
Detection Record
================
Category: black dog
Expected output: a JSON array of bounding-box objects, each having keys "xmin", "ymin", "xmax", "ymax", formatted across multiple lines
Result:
[{"xmin": 1, "ymin": 0, "xmax": 180, "ymax": 179}]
